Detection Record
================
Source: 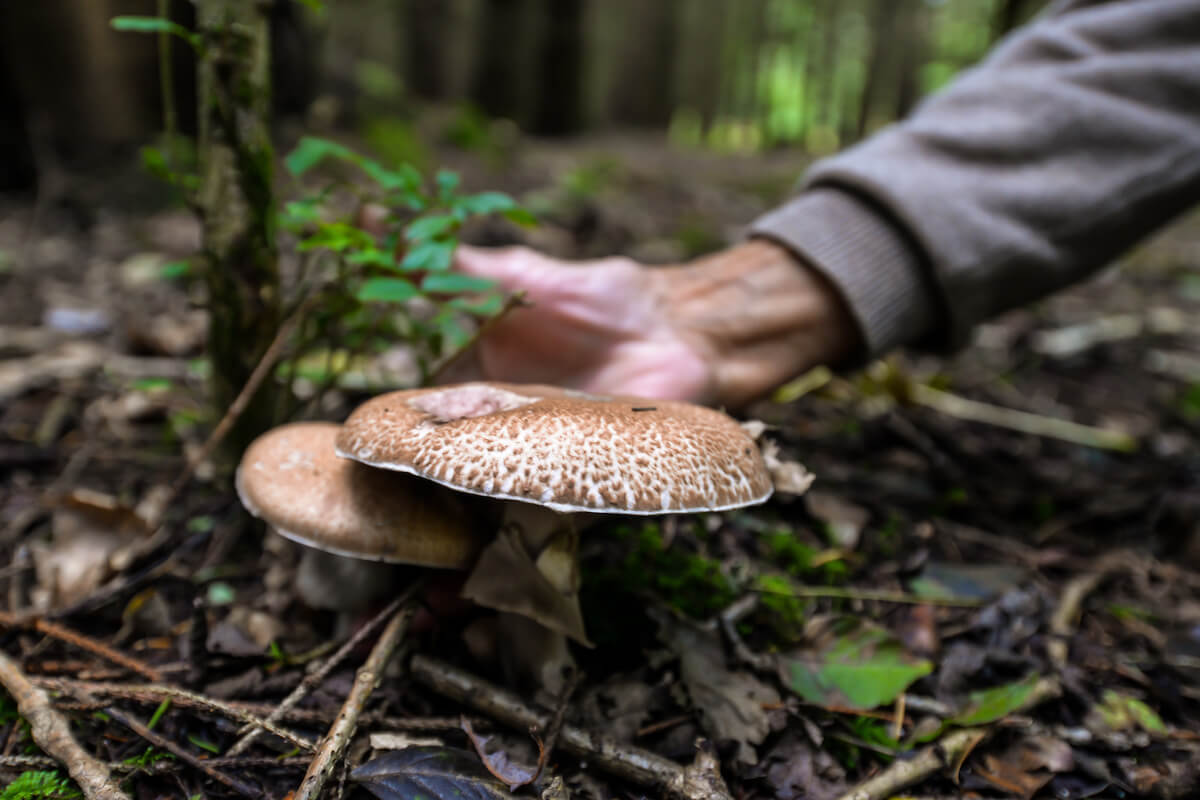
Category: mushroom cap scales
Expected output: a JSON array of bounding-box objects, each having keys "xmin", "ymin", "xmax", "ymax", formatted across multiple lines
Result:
[
  {"xmin": 335, "ymin": 382, "xmax": 774, "ymax": 514},
  {"xmin": 236, "ymin": 422, "xmax": 483, "ymax": 568}
]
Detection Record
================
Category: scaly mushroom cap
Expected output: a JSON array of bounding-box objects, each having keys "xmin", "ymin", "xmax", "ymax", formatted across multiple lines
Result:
[
  {"xmin": 335, "ymin": 382, "xmax": 774, "ymax": 514},
  {"xmin": 236, "ymin": 422, "xmax": 483, "ymax": 568}
]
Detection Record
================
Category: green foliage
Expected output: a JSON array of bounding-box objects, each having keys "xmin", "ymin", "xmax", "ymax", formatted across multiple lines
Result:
[
  {"xmin": 124, "ymin": 746, "xmax": 174, "ymax": 768},
  {"xmin": 780, "ymin": 617, "xmax": 933, "ymax": 710},
  {"xmin": 1180, "ymin": 382, "xmax": 1200, "ymax": 419},
  {"xmin": 110, "ymin": 15, "xmax": 200, "ymax": 49},
  {"xmin": 280, "ymin": 135, "xmax": 534, "ymax": 387},
  {"xmin": 0, "ymin": 771, "xmax": 81, "ymax": 800}
]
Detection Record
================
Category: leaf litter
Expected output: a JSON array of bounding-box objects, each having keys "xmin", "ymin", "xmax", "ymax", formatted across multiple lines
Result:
[{"xmin": 1, "ymin": 145, "xmax": 1200, "ymax": 800}]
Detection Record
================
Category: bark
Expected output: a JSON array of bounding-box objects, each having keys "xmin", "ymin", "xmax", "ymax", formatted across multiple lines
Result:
[
  {"xmin": 531, "ymin": 0, "xmax": 585, "ymax": 134},
  {"xmin": 196, "ymin": 0, "xmax": 281, "ymax": 459},
  {"xmin": 404, "ymin": 0, "xmax": 449, "ymax": 100},
  {"xmin": 607, "ymin": 0, "xmax": 679, "ymax": 128},
  {"xmin": 855, "ymin": 0, "xmax": 901, "ymax": 139}
]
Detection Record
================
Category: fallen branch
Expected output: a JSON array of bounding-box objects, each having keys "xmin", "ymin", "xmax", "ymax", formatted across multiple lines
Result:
[
  {"xmin": 0, "ymin": 611, "xmax": 163, "ymax": 682},
  {"xmin": 909, "ymin": 383, "xmax": 1137, "ymax": 452},
  {"xmin": 833, "ymin": 677, "xmax": 1061, "ymax": 800},
  {"xmin": 834, "ymin": 727, "xmax": 989, "ymax": 800},
  {"xmin": 0, "ymin": 651, "xmax": 129, "ymax": 800},
  {"xmin": 1048, "ymin": 554, "xmax": 1125, "ymax": 669},
  {"xmin": 227, "ymin": 591, "xmax": 412, "ymax": 755},
  {"xmin": 68, "ymin": 686, "xmax": 259, "ymax": 798},
  {"xmin": 35, "ymin": 678, "xmax": 315, "ymax": 753},
  {"xmin": 294, "ymin": 601, "xmax": 415, "ymax": 800},
  {"xmin": 410, "ymin": 654, "xmax": 733, "ymax": 800}
]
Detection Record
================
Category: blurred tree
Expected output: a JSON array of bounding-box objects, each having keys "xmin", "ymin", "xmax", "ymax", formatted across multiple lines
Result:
[
  {"xmin": 196, "ymin": 0, "xmax": 282, "ymax": 458},
  {"xmin": 404, "ymin": 0, "xmax": 450, "ymax": 100},
  {"xmin": 532, "ymin": 0, "xmax": 584, "ymax": 134},
  {"xmin": 470, "ymin": 0, "xmax": 529, "ymax": 123},
  {"xmin": 606, "ymin": 0, "xmax": 678, "ymax": 127}
]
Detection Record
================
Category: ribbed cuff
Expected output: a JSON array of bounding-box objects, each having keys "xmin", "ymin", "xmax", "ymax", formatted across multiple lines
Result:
[{"xmin": 747, "ymin": 188, "xmax": 937, "ymax": 359}]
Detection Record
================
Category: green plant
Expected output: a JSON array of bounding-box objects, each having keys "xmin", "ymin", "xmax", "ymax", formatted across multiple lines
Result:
[
  {"xmin": 113, "ymin": 10, "xmax": 535, "ymax": 446},
  {"xmin": 278, "ymin": 136, "xmax": 534, "ymax": 393},
  {"xmin": 0, "ymin": 771, "xmax": 82, "ymax": 800}
]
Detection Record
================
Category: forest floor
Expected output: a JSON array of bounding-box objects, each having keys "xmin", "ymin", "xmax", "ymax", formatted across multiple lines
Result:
[{"xmin": 1, "ymin": 129, "xmax": 1199, "ymax": 800}]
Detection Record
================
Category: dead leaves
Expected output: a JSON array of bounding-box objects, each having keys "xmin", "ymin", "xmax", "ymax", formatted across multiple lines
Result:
[{"xmin": 650, "ymin": 606, "xmax": 780, "ymax": 765}]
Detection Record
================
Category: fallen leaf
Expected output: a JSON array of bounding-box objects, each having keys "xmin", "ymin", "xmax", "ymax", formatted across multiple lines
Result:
[
  {"xmin": 952, "ymin": 673, "xmax": 1045, "ymax": 727},
  {"xmin": 1085, "ymin": 690, "xmax": 1168, "ymax": 736},
  {"xmin": 30, "ymin": 489, "xmax": 149, "ymax": 610},
  {"xmin": 462, "ymin": 527, "xmax": 591, "ymax": 645},
  {"xmin": 352, "ymin": 746, "xmax": 511, "ymax": 800},
  {"xmin": 907, "ymin": 560, "xmax": 1030, "ymax": 602},
  {"xmin": 758, "ymin": 732, "xmax": 846, "ymax": 800},
  {"xmin": 804, "ymin": 490, "xmax": 869, "ymax": 549},
  {"xmin": 651, "ymin": 606, "xmax": 780, "ymax": 765},
  {"xmin": 779, "ymin": 617, "xmax": 932, "ymax": 710},
  {"xmin": 460, "ymin": 716, "xmax": 542, "ymax": 791}
]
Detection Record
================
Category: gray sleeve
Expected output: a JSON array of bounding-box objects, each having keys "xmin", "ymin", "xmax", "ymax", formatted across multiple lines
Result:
[{"xmin": 749, "ymin": 0, "xmax": 1200, "ymax": 357}]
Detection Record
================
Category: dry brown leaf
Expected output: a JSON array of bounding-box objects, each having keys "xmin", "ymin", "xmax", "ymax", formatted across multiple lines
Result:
[{"xmin": 651, "ymin": 607, "xmax": 780, "ymax": 765}]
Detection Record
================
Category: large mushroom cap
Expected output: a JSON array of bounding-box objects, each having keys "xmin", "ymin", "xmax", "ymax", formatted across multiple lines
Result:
[
  {"xmin": 335, "ymin": 382, "xmax": 773, "ymax": 514},
  {"xmin": 236, "ymin": 422, "xmax": 483, "ymax": 568}
]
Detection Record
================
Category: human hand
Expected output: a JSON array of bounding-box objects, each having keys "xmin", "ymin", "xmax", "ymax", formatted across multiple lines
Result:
[
  {"xmin": 439, "ymin": 239, "xmax": 862, "ymax": 407},
  {"xmin": 439, "ymin": 245, "xmax": 715, "ymax": 402}
]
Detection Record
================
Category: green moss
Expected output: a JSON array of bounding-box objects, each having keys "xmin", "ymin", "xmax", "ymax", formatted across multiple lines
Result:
[
  {"xmin": 584, "ymin": 522, "xmax": 734, "ymax": 620},
  {"xmin": 755, "ymin": 573, "xmax": 811, "ymax": 641}
]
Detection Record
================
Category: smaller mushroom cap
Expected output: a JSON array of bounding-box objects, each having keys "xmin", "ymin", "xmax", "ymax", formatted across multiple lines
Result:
[
  {"xmin": 335, "ymin": 382, "xmax": 774, "ymax": 514},
  {"xmin": 236, "ymin": 422, "xmax": 483, "ymax": 568}
]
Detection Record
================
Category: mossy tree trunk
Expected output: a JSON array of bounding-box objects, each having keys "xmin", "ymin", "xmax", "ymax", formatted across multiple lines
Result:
[{"xmin": 196, "ymin": 0, "xmax": 281, "ymax": 460}]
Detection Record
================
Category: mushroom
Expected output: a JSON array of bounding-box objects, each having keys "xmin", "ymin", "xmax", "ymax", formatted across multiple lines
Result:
[
  {"xmin": 334, "ymin": 382, "xmax": 775, "ymax": 687},
  {"xmin": 235, "ymin": 422, "xmax": 487, "ymax": 619}
]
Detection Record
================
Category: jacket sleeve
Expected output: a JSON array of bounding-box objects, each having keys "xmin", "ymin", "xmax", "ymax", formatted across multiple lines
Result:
[{"xmin": 749, "ymin": 0, "xmax": 1200, "ymax": 357}]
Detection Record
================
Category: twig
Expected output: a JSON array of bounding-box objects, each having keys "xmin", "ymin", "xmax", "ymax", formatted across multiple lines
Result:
[
  {"xmin": 0, "ymin": 651, "xmax": 129, "ymax": 800},
  {"xmin": 430, "ymin": 291, "xmax": 529, "ymax": 384},
  {"xmin": 294, "ymin": 602, "xmax": 415, "ymax": 800},
  {"xmin": 0, "ymin": 753, "xmax": 311, "ymax": 773},
  {"xmin": 34, "ymin": 678, "xmax": 315, "ymax": 753},
  {"xmin": 227, "ymin": 591, "xmax": 411, "ymax": 756},
  {"xmin": 68, "ymin": 686, "xmax": 259, "ymax": 798},
  {"xmin": 536, "ymin": 667, "xmax": 581, "ymax": 774},
  {"xmin": 835, "ymin": 727, "xmax": 988, "ymax": 800},
  {"xmin": 0, "ymin": 611, "xmax": 163, "ymax": 681},
  {"xmin": 753, "ymin": 583, "xmax": 983, "ymax": 607},
  {"xmin": 833, "ymin": 677, "xmax": 1061, "ymax": 800},
  {"xmin": 1048, "ymin": 555, "xmax": 1123, "ymax": 669},
  {"xmin": 908, "ymin": 383, "xmax": 1137, "ymax": 452},
  {"xmin": 411, "ymin": 654, "xmax": 733, "ymax": 800}
]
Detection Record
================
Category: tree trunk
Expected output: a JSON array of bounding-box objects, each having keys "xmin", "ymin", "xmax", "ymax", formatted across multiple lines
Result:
[
  {"xmin": 196, "ymin": 0, "xmax": 281, "ymax": 459},
  {"xmin": 531, "ymin": 0, "xmax": 584, "ymax": 134},
  {"xmin": 470, "ymin": 0, "xmax": 528, "ymax": 121},
  {"xmin": 404, "ymin": 0, "xmax": 449, "ymax": 100},
  {"xmin": 855, "ymin": 0, "xmax": 900, "ymax": 140},
  {"xmin": 607, "ymin": 0, "xmax": 678, "ymax": 128}
]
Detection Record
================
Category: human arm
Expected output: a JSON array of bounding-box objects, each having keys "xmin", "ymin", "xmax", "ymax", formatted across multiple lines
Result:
[{"xmin": 753, "ymin": 0, "xmax": 1200, "ymax": 354}]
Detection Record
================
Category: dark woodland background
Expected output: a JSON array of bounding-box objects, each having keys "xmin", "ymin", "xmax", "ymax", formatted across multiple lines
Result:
[{"xmin": 0, "ymin": 0, "xmax": 1046, "ymax": 191}]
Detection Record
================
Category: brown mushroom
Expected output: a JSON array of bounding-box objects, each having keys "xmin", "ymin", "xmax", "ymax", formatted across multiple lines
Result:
[
  {"xmin": 236, "ymin": 422, "xmax": 486, "ymax": 615},
  {"xmin": 334, "ymin": 382, "xmax": 776, "ymax": 687}
]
